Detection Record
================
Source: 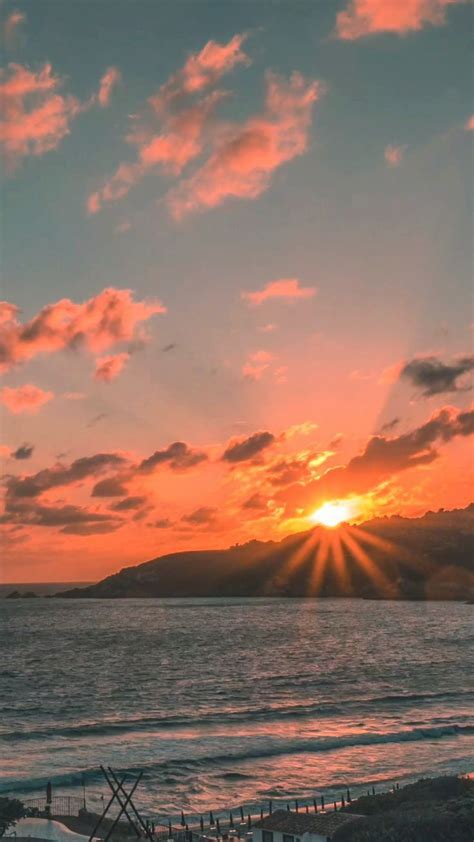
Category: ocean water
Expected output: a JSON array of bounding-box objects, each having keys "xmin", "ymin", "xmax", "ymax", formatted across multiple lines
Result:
[{"xmin": 1, "ymin": 598, "xmax": 473, "ymax": 820}]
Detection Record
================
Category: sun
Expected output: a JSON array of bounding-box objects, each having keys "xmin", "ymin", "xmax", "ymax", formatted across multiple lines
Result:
[{"xmin": 309, "ymin": 500, "xmax": 352, "ymax": 528}]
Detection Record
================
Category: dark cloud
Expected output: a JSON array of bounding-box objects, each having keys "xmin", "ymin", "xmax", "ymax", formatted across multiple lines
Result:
[
  {"xmin": 400, "ymin": 355, "xmax": 474, "ymax": 397},
  {"xmin": 161, "ymin": 343, "xmax": 177, "ymax": 353},
  {"xmin": 6, "ymin": 453, "xmax": 127, "ymax": 499},
  {"xmin": 12, "ymin": 443, "xmax": 34, "ymax": 460},
  {"xmin": 266, "ymin": 456, "xmax": 313, "ymax": 486},
  {"xmin": 1, "ymin": 499, "xmax": 120, "ymax": 530},
  {"xmin": 91, "ymin": 476, "xmax": 129, "ymax": 497},
  {"xmin": 139, "ymin": 441, "xmax": 207, "ymax": 472},
  {"xmin": 378, "ymin": 418, "xmax": 400, "ymax": 434},
  {"xmin": 111, "ymin": 495, "xmax": 147, "ymax": 511},
  {"xmin": 278, "ymin": 407, "xmax": 474, "ymax": 512},
  {"xmin": 60, "ymin": 522, "xmax": 123, "ymax": 535},
  {"xmin": 150, "ymin": 518, "xmax": 173, "ymax": 529},
  {"xmin": 87, "ymin": 413, "xmax": 108, "ymax": 428},
  {"xmin": 242, "ymin": 493, "xmax": 268, "ymax": 510},
  {"xmin": 182, "ymin": 506, "xmax": 217, "ymax": 525},
  {"xmin": 222, "ymin": 431, "xmax": 275, "ymax": 463}
]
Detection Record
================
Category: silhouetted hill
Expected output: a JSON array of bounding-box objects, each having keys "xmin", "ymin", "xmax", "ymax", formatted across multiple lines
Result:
[{"xmin": 57, "ymin": 505, "xmax": 474, "ymax": 601}]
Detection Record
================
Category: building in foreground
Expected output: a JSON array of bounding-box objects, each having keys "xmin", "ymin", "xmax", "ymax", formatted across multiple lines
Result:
[{"xmin": 252, "ymin": 809, "xmax": 363, "ymax": 842}]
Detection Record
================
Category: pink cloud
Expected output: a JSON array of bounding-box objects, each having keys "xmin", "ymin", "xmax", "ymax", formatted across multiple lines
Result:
[
  {"xmin": 0, "ymin": 288, "xmax": 165, "ymax": 373},
  {"xmin": 242, "ymin": 277, "xmax": 317, "ymax": 306},
  {"xmin": 336, "ymin": 0, "xmax": 464, "ymax": 40},
  {"xmin": 242, "ymin": 350, "xmax": 274, "ymax": 380},
  {"xmin": 88, "ymin": 92, "xmax": 227, "ymax": 215},
  {"xmin": 97, "ymin": 67, "xmax": 121, "ymax": 107},
  {"xmin": 465, "ymin": 115, "xmax": 474, "ymax": 131},
  {"xmin": 87, "ymin": 35, "xmax": 248, "ymax": 214},
  {"xmin": 168, "ymin": 72, "xmax": 321, "ymax": 219},
  {"xmin": 115, "ymin": 221, "xmax": 131, "ymax": 234},
  {"xmin": 0, "ymin": 62, "xmax": 120, "ymax": 171},
  {"xmin": 4, "ymin": 10, "xmax": 26, "ymax": 46},
  {"xmin": 0, "ymin": 62, "xmax": 81, "ymax": 170},
  {"xmin": 94, "ymin": 352, "xmax": 130, "ymax": 382},
  {"xmin": 150, "ymin": 33, "xmax": 249, "ymax": 112},
  {"xmin": 379, "ymin": 360, "xmax": 405, "ymax": 385},
  {"xmin": 274, "ymin": 365, "xmax": 288, "ymax": 384},
  {"xmin": 0, "ymin": 384, "xmax": 54, "ymax": 414},
  {"xmin": 64, "ymin": 392, "xmax": 86, "ymax": 401},
  {"xmin": 384, "ymin": 144, "xmax": 406, "ymax": 166}
]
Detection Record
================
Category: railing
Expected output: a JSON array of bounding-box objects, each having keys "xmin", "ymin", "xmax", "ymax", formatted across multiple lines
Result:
[{"xmin": 23, "ymin": 795, "xmax": 86, "ymax": 816}]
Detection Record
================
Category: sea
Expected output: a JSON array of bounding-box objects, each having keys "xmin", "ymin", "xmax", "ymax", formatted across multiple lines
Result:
[{"xmin": 1, "ymin": 597, "xmax": 473, "ymax": 821}]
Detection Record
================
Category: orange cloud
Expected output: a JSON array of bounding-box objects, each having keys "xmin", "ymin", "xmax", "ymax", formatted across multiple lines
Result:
[
  {"xmin": 97, "ymin": 67, "xmax": 121, "ymax": 107},
  {"xmin": 88, "ymin": 35, "xmax": 248, "ymax": 214},
  {"xmin": 277, "ymin": 406, "xmax": 474, "ymax": 514},
  {"xmin": 465, "ymin": 115, "xmax": 474, "ymax": 131},
  {"xmin": 0, "ymin": 383, "xmax": 54, "ymax": 414},
  {"xmin": 0, "ymin": 288, "xmax": 165, "ymax": 373},
  {"xmin": 242, "ymin": 277, "xmax": 317, "ymax": 306},
  {"xmin": 242, "ymin": 349, "xmax": 273, "ymax": 380},
  {"xmin": 384, "ymin": 144, "xmax": 406, "ymax": 166},
  {"xmin": 94, "ymin": 352, "xmax": 130, "ymax": 382},
  {"xmin": 0, "ymin": 61, "xmax": 120, "ymax": 171},
  {"xmin": 336, "ymin": 0, "xmax": 465, "ymax": 39},
  {"xmin": 168, "ymin": 72, "xmax": 321, "ymax": 219}
]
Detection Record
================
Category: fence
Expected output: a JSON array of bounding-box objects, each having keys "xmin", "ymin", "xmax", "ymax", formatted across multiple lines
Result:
[{"xmin": 23, "ymin": 795, "xmax": 86, "ymax": 816}]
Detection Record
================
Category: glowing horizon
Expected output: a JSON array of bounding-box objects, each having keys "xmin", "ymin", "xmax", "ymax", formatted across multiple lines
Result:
[{"xmin": 1, "ymin": 0, "xmax": 473, "ymax": 582}]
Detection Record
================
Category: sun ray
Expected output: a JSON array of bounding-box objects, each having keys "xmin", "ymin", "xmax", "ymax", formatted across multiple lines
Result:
[
  {"xmin": 340, "ymin": 528, "xmax": 395, "ymax": 595},
  {"xmin": 306, "ymin": 530, "xmax": 332, "ymax": 595},
  {"xmin": 324, "ymin": 528, "xmax": 350, "ymax": 592}
]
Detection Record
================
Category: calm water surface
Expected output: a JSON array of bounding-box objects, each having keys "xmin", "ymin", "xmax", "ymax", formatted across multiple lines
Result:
[{"xmin": 1, "ymin": 598, "xmax": 473, "ymax": 819}]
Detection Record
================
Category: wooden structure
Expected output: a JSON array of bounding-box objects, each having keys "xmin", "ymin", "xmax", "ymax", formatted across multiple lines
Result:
[{"xmin": 88, "ymin": 766, "xmax": 154, "ymax": 842}]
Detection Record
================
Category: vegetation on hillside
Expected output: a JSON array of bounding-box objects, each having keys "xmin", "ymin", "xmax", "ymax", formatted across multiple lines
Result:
[
  {"xmin": 334, "ymin": 776, "xmax": 474, "ymax": 841},
  {"xmin": 56, "ymin": 505, "xmax": 474, "ymax": 600}
]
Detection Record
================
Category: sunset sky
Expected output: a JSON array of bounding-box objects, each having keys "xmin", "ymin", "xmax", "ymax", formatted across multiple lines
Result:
[{"xmin": 1, "ymin": 0, "xmax": 473, "ymax": 582}]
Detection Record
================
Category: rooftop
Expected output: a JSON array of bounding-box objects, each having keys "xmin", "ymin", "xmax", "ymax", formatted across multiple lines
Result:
[{"xmin": 253, "ymin": 809, "xmax": 363, "ymax": 836}]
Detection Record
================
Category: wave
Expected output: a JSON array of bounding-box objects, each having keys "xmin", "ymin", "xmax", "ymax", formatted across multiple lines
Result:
[
  {"xmin": 3, "ymin": 688, "xmax": 473, "ymax": 744},
  {"xmin": 2, "ymin": 724, "xmax": 473, "ymax": 795}
]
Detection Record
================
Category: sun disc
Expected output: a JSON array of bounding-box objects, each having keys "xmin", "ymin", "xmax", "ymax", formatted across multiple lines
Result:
[{"xmin": 309, "ymin": 501, "xmax": 352, "ymax": 528}]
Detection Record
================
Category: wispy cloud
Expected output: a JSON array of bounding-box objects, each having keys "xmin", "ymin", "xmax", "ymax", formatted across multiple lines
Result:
[
  {"xmin": 3, "ymin": 10, "xmax": 26, "ymax": 48},
  {"xmin": 97, "ymin": 67, "xmax": 121, "ymax": 107},
  {"xmin": 0, "ymin": 384, "xmax": 53, "ymax": 414},
  {"xmin": 242, "ymin": 349, "xmax": 273, "ymax": 380},
  {"xmin": 94, "ymin": 352, "xmax": 130, "ymax": 382},
  {"xmin": 87, "ymin": 35, "xmax": 249, "ymax": 214},
  {"xmin": 168, "ymin": 72, "xmax": 321, "ymax": 219},
  {"xmin": 384, "ymin": 144, "xmax": 406, "ymax": 167},
  {"xmin": 0, "ymin": 61, "xmax": 120, "ymax": 171},
  {"xmin": 242, "ymin": 277, "xmax": 316, "ymax": 306}
]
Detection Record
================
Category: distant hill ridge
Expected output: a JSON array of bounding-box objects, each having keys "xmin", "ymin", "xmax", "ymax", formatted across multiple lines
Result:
[{"xmin": 56, "ymin": 505, "xmax": 474, "ymax": 601}]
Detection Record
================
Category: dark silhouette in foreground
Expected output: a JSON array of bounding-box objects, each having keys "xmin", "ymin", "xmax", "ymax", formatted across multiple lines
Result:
[
  {"xmin": 334, "ymin": 775, "xmax": 474, "ymax": 841},
  {"xmin": 56, "ymin": 505, "xmax": 474, "ymax": 601}
]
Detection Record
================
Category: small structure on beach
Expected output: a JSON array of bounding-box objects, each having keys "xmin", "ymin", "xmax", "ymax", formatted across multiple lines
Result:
[{"xmin": 252, "ymin": 809, "xmax": 362, "ymax": 842}]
